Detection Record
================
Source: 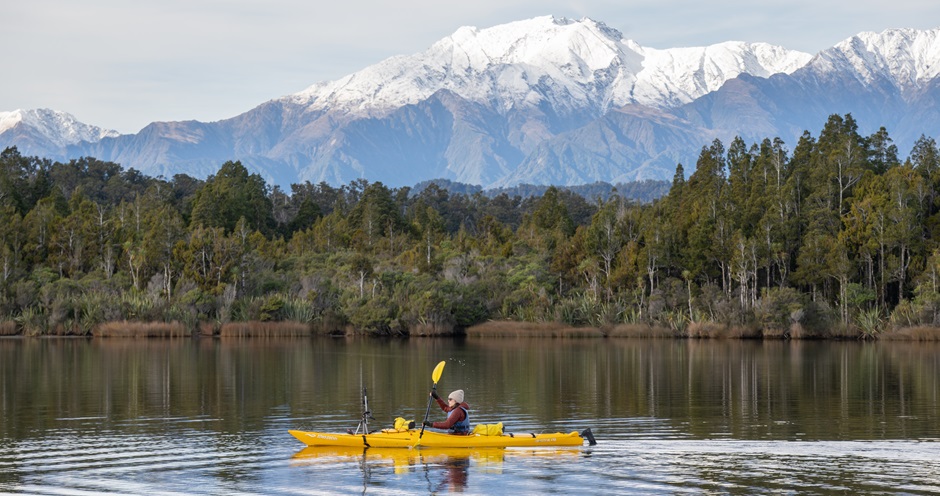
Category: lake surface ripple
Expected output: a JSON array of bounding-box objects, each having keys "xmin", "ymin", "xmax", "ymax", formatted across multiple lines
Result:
[{"xmin": 1, "ymin": 337, "xmax": 937, "ymax": 494}]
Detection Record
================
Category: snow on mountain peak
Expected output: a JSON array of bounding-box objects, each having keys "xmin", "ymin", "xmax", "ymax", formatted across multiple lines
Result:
[
  {"xmin": 435, "ymin": 16, "xmax": 624, "ymax": 73},
  {"xmin": 290, "ymin": 16, "xmax": 810, "ymax": 115},
  {"xmin": 815, "ymin": 27, "xmax": 940, "ymax": 89},
  {"xmin": 630, "ymin": 41, "xmax": 811, "ymax": 107},
  {"xmin": 0, "ymin": 109, "xmax": 119, "ymax": 147}
]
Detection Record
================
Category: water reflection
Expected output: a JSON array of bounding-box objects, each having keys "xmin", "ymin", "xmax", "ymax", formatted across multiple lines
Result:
[
  {"xmin": 291, "ymin": 446, "xmax": 580, "ymax": 493},
  {"xmin": 1, "ymin": 337, "xmax": 939, "ymax": 494},
  {"xmin": 461, "ymin": 338, "xmax": 940, "ymax": 440},
  {"xmin": 2, "ymin": 338, "xmax": 939, "ymax": 442}
]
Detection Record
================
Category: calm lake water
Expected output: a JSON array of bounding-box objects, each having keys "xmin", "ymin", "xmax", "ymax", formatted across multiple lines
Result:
[{"xmin": 1, "ymin": 337, "xmax": 938, "ymax": 494}]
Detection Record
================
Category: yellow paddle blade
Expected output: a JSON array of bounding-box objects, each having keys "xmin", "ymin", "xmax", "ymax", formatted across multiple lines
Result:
[{"xmin": 431, "ymin": 360, "xmax": 446, "ymax": 384}]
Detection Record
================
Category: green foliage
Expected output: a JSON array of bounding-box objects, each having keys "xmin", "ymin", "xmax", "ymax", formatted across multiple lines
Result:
[
  {"xmin": 0, "ymin": 147, "xmax": 52, "ymax": 214},
  {"xmin": 120, "ymin": 292, "xmax": 157, "ymax": 321},
  {"xmin": 228, "ymin": 292, "xmax": 318, "ymax": 322},
  {"xmin": 845, "ymin": 283, "xmax": 876, "ymax": 310},
  {"xmin": 75, "ymin": 291, "xmax": 107, "ymax": 335},
  {"xmin": 555, "ymin": 292, "xmax": 631, "ymax": 327},
  {"xmin": 286, "ymin": 196, "xmax": 321, "ymax": 234},
  {"xmin": 889, "ymin": 300, "xmax": 920, "ymax": 328},
  {"xmin": 177, "ymin": 287, "xmax": 217, "ymax": 320},
  {"xmin": 662, "ymin": 309, "xmax": 689, "ymax": 333},
  {"xmin": 449, "ymin": 282, "xmax": 491, "ymax": 326},
  {"xmin": 856, "ymin": 307, "xmax": 883, "ymax": 338},
  {"xmin": 754, "ymin": 287, "xmax": 803, "ymax": 333},
  {"xmin": 190, "ymin": 161, "xmax": 274, "ymax": 234},
  {"xmin": 258, "ymin": 294, "xmax": 285, "ymax": 321},
  {"xmin": 4, "ymin": 115, "xmax": 940, "ymax": 337},
  {"xmin": 15, "ymin": 306, "xmax": 46, "ymax": 336},
  {"xmin": 347, "ymin": 182, "xmax": 405, "ymax": 250},
  {"xmin": 345, "ymin": 296, "xmax": 398, "ymax": 335},
  {"xmin": 281, "ymin": 297, "xmax": 317, "ymax": 323}
]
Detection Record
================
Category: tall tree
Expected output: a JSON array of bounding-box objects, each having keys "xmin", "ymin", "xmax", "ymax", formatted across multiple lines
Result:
[
  {"xmin": 868, "ymin": 126, "xmax": 900, "ymax": 175},
  {"xmin": 189, "ymin": 161, "xmax": 274, "ymax": 234},
  {"xmin": 584, "ymin": 199, "xmax": 624, "ymax": 300},
  {"xmin": 346, "ymin": 181, "xmax": 405, "ymax": 252},
  {"xmin": 680, "ymin": 139, "xmax": 731, "ymax": 290},
  {"xmin": 883, "ymin": 165, "xmax": 925, "ymax": 303},
  {"xmin": 143, "ymin": 204, "xmax": 185, "ymax": 299}
]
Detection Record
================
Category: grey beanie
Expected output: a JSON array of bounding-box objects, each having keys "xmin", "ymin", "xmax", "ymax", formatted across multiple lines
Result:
[{"xmin": 448, "ymin": 389, "xmax": 465, "ymax": 403}]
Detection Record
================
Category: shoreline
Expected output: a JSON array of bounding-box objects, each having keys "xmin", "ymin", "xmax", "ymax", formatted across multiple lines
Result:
[{"xmin": 1, "ymin": 319, "xmax": 938, "ymax": 341}]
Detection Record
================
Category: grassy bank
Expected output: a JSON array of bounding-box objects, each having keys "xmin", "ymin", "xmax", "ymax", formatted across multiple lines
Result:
[
  {"xmin": 465, "ymin": 321, "xmax": 605, "ymax": 338},
  {"xmin": 0, "ymin": 321, "xmax": 16, "ymax": 336},
  {"xmin": 94, "ymin": 321, "xmax": 189, "ymax": 338},
  {"xmin": 880, "ymin": 326, "xmax": 940, "ymax": 341},
  {"xmin": 218, "ymin": 321, "xmax": 311, "ymax": 338}
]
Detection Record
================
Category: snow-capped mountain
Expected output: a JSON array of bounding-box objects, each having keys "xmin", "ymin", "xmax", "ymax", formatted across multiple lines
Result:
[
  {"xmin": 666, "ymin": 27, "xmax": 940, "ymax": 150},
  {"xmin": 511, "ymin": 26, "xmax": 940, "ymax": 188},
  {"xmin": 290, "ymin": 16, "xmax": 810, "ymax": 116},
  {"xmin": 4, "ymin": 18, "xmax": 940, "ymax": 189},
  {"xmin": 0, "ymin": 109, "xmax": 119, "ymax": 158},
  {"xmin": 811, "ymin": 28, "xmax": 940, "ymax": 91}
]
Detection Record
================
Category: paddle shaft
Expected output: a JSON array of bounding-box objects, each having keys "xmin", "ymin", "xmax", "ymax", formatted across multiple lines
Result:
[
  {"xmin": 419, "ymin": 385, "xmax": 436, "ymax": 437},
  {"xmin": 419, "ymin": 361, "xmax": 446, "ymax": 439}
]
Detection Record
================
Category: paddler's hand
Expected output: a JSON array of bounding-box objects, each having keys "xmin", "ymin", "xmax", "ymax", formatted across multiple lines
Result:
[
  {"xmin": 423, "ymin": 420, "xmax": 433, "ymax": 427},
  {"xmin": 408, "ymin": 421, "xmax": 416, "ymax": 429},
  {"xmin": 430, "ymin": 391, "xmax": 440, "ymax": 400}
]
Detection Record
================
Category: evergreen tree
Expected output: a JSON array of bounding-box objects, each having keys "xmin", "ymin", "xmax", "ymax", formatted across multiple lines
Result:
[{"xmin": 190, "ymin": 161, "xmax": 274, "ymax": 234}]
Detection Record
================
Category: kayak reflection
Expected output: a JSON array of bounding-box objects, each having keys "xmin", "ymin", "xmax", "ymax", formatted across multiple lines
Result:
[
  {"xmin": 292, "ymin": 445, "xmax": 507, "ymax": 469},
  {"xmin": 292, "ymin": 446, "xmax": 580, "ymax": 492}
]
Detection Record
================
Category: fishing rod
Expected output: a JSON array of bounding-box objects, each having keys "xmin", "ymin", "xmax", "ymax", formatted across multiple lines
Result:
[{"xmin": 354, "ymin": 367, "xmax": 374, "ymax": 435}]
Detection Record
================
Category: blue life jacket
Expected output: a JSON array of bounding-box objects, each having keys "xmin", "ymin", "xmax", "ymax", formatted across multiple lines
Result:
[{"xmin": 447, "ymin": 406, "xmax": 470, "ymax": 434}]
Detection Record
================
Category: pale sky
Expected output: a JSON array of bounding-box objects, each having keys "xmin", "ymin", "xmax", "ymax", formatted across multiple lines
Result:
[{"xmin": 5, "ymin": 0, "xmax": 940, "ymax": 134}]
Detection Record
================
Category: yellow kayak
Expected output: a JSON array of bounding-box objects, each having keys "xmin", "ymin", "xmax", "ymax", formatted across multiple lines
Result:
[
  {"xmin": 288, "ymin": 429, "xmax": 413, "ymax": 448},
  {"xmin": 288, "ymin": 428, "xmax": 595, "ymax": 449},
  {"xmin": 294, "ymin": 363, "xmax": 597, "ymax": 450}
]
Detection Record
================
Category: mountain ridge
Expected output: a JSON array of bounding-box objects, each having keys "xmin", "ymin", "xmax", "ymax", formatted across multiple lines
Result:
[
  {"xmin": 2, "ymin": 18, "xmax": 939, "ymax": 188},
  {"xmin": 0, "ymin": 109, "xmax": 119, "ymax": 155},
  {"xmin": 289, "ymin": 16, "xmax": 811, "ymax": 117}
]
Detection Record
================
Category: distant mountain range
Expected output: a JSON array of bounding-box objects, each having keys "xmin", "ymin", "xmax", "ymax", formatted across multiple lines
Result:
[{"xmin": 3, "ymin": 16, "xmax": 940, "ymax": 188}]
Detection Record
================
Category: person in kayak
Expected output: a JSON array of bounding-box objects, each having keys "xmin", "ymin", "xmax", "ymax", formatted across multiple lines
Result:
[{"xmin": 423, "ymin": 389, "xmax": 470, "ymax": 434}]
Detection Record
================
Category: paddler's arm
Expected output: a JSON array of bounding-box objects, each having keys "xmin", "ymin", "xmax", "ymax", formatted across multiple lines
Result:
[
  {"xmin": 430, "ymin": 391, "xmax": 447, "ymax": 410},
  {"xmin": 430, "ymin": 406, "xmax": 464, "ymax": 429}
]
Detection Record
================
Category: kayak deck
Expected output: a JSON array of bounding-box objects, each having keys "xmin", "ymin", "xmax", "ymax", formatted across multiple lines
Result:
[{"xmin": 288, "ymin": 428, "xmax": 593, "ymax": 449}]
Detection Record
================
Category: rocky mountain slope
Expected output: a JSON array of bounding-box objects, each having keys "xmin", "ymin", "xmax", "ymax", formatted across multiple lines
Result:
[{"xmin": 3, "ymin": 18, "xmax": 939, "ymax": 188}]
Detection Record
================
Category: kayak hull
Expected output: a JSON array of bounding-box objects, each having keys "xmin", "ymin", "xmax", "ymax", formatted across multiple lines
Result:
[
  {"xmin": 288, "ymin": 429, "xmax": 414, "ymax": 448},
  {"xmin": 288, "ymin": 429, "xmax": 587, "ymax": 448}
]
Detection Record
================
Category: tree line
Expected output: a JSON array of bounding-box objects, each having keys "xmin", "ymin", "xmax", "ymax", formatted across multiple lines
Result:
[{"xmin": 1, "ymin": 113, "xmax": 939, "ymax": 338}]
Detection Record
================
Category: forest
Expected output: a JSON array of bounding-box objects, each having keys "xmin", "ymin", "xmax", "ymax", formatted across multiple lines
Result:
[{"xmin": 1, "ymin": 113, "xmax": 940, "ymax": 339}]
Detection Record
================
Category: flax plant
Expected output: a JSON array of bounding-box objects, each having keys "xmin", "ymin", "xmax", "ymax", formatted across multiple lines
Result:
[
  {"xmin": 662, "ymin": 309, "xmax": 689, "ymax": 333},
  {"xmin": 856, "ymin": 307, "xmax": 883, "ymax": 339},
  {"xmin": 282, "ymin": 296, "xmax": 317, "ymax": 323},
  {"xmin": 120, "ymin": 292, "xmax": 154, "ymax": 320},
  {"xmin": 76, "ymin": 293, "xmax": 106, "ymax": 335},
  {"xmin": 15, "ymin": 307, "xmax": 46, "ymax": 336}
]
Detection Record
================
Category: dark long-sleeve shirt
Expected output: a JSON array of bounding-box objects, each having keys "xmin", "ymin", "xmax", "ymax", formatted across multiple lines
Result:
[{"xmin": 430, "ymin": 398, "xmax": 470, "ymax": 430}]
